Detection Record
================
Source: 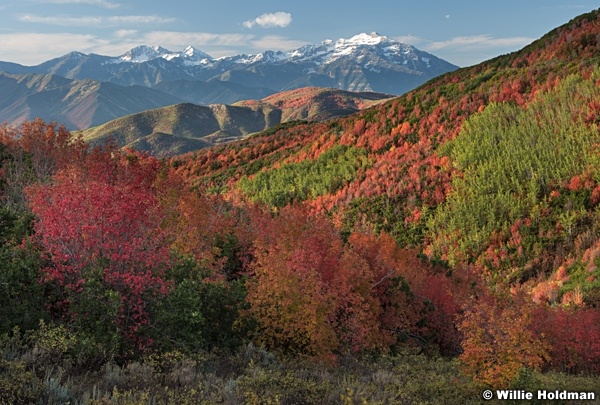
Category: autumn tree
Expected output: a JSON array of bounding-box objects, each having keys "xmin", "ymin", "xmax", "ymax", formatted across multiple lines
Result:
[
  {"xmin": 458, "ymin": 291, "xmax": 549, "ymax": 387},
  {"xmin": 246, "ymin": 205, "xmax": 343, "ymax": 358},
  {"xmin": 26, "ymin": 145, "xmax": 170, "ymax": 350},
  {"xmin": 246, "ymin": 205, "xmax": 440, "ymax": 358},
  {"xmin": 0, "ymin": 119, "xmax": 86, "ymax": 211}
]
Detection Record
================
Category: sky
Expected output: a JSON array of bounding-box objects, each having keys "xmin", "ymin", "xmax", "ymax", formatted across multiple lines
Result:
[{"xmin": 0, "ymin": 1, "xmax": 597, "ymax": 67}]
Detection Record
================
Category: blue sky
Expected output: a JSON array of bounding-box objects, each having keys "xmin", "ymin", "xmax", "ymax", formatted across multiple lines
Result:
[{"xmin": 0, "ymin": 1, "xmax": 597, "ymax": 67}]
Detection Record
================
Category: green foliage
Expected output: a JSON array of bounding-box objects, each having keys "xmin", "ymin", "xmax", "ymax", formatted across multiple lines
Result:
[
  {"xmin": 0, "ymin": 207, "xmax": 48, "ymax": 334},
  {"xmin": 28, "ymin": 319, "xmax": 77, "ymax": 358},
  {"xmin": 559, "ymin": 258, "xmax": 600, "ymax": 305},
  {"xmin": 341, "ymin": 195, "xmax": 427, "ymax": 246},
  {"xmin": 0, "ymin": 358, "xmax": 45, "ymax": 404},
  {"xmin": 253, "ymin": 120, "xmax": 308, "ymax": 138},
  {"xmin": 1, "ymin": 324, "xmax": 599, "ymax": 404},
  {"xmin": 429, "ymin": 74, "xmax": 600, "ymax": 267},
  {"xmin": 152, "ymin": 258, "xmax": 249, "ymax": 354},
  {"xmin": 238, "ymin": 145, "xmax": 369, "ymax": 207},
  {"xmin": 65, "ymin": 268, "xmax": 128, "ymax": 359},
  {"xmin": 238, "ymin": 367, "xmax": 331, "ymax": 405}
]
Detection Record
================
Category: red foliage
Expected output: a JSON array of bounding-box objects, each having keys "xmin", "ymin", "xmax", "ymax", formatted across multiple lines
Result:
[
  {"xmin": 0, "ymin": 119, "xmax": 87, "ymax": 209},
  {"xmin": 26, "ymin": 146, "xmax": 170, "ymax": 346},
  {"xmin": 0, "ymin": 119, "xmax": 86, "ymax": 179},
  {"xmin": 532, "ymin": 306, "xmax": 600, "ymax": 374},
  {"xmin": 246, "ymin": 206, "xmax": 440, "ymax": 358}
]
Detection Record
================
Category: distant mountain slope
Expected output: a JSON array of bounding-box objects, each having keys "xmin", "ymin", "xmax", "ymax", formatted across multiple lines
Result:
[
  {"xmin": 0, "ymin": 72, "xmax": 184, "ymax": 130},
  {"xmin": 152, "ymin": 79, "xmax": 274, "ymax": 105},
  {"xmin": 80, "ymin": 88, "xmax": 391, "ymax": 156},
  {"xmin": 0, "ymin": 33, "xmax": 458, "ymax": 103},
  {"xmin": 234, "ymin": 87, "xmax": 392, "ymax": 122},
  {"xmin": 81, "ymin": 103, "xmax": 280, "ymax": 157}
]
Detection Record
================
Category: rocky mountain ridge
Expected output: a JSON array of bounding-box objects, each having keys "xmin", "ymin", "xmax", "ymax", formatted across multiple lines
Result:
[{"xmin": 0, "ymin": 33, "xmax": 458, "ymax": 98}]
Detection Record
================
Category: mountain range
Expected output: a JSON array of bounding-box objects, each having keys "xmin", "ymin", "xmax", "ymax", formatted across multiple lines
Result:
[
  {"xmin": 0, "ymin": 33, "xmax": 457, "ymax": 131},
  {"xmin": 1, "ymin": 33, "xmax": 457, "ymax": 94},
  {"xmin": 0, "ymin": 72, "xmax": 182, "ymax": 130}
]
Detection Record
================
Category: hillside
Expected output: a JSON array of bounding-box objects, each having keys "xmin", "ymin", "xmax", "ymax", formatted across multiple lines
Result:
[
  {"xmin": 152, "ymin": 79, "xmax": 275, "ymax": 105},
  {"xmin": 0, "ymin": 72, "xmax": 183, "ymax": 130},
  {"xmin": 80, "ymin": 88, "xmax": 392, "ymax": 156},
  {"xmin": 172, "ymin": 9, "xmax": 600, "ymax": 300},
  {"xmin": 234, "ymin": 87, "xmax": 392, "ymax": 122}
]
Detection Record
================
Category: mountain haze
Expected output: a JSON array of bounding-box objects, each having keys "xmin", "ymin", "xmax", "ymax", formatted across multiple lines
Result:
[
  {"xmin": 152, "ymin": 79, "xmax": 274, "ymax": 105},
  {"xmin": 0, "ymin": 72, "xmax": 184, "ymax": 130}
]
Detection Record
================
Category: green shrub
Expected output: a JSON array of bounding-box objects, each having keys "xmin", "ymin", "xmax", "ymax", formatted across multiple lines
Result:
[
  {"xmin": 238, "ymin": 145, "xmax": 369, "ymax": 207},
  {"xmin": 0, "ymin": 359, "xmax": 45, "ymax": 404},
  {"xmin": 429, "ymin": 73, "xmax": 600, "ymax": 271}
]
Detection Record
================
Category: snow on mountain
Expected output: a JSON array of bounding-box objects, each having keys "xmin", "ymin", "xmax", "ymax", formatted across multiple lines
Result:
[
  {"xmin": 111, "ymin": 33, "xmax": 424, "ymax": 68},
  {"xmin": 228, "ymin": 50, "xmax": 288, "ymax": 65},
  {"xmin": 180, "ymin": 46, "xmax": 213, "ymax": 65},
  {"xmin": 119, "ymin": 45, "xmax": 175, "ymax": 63},
  {"xmin": 116, "ymin": 45, "xmax": 213, "ymax": 65},
  {"xmin": 13, "ymin": 34, "xmax": 457, "ymax": 97},
  {"xmin": 287, "ymin": 32, "xmax": 424, "ymax": 67}
]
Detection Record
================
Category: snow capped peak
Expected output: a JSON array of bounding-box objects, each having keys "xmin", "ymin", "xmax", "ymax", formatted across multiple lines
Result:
[
  {"xmin": 67, "ymin": 51, "xmax": 86, "ymax": 59},
  {"xmin": 182, "ymin": 46, "xmax": 212, "ymax": 61},
  {"xmin": 285, "ymin": 32, "xmax": 416, "ymax": 66},
  {"xmin": 151, "ymin": 45, "xmax": 169, "ymax": 53},
  {"xmin": 115, "ymin": 45, "xmax": 213, "ymax": 64},
  {"xmin": 106, "ymin": 33, "xmax": 429, "ymax": 71},
  {"xmin": 344, "ymin": 32, "xmax": 390, "ymax": 46},
  {"xmin": 119, "ymin": 45, "xmax": 174, "ymax": 63},
  {"xmin": 254, "ymin": 50, "xmax": 287, "ymax": 63}
]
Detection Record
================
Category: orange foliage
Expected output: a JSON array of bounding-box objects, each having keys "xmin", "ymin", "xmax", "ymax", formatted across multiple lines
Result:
[
  {"xmin": 458, "ymin": 291, "xmax": 549, "ymax": 387},
  {"xmin": 0, "ymin": 119, "xmax": 87, "ymax": 209},
  {"xmin": 157, "ymin": 170, "xmax": 238, "ymax": 273},
  {"xmin": 246, "ymin": 206, "xmax": 438, "ymax": 358}
]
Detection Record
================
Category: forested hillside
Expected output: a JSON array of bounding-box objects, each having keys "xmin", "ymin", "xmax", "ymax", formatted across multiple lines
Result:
[
  {"xmin": 173, "ymin": 9, "xmax": 600, "ymax": 296},
  {"xmin": 1, "ymin": 9, "xmax": 600, "ymax": 404}
]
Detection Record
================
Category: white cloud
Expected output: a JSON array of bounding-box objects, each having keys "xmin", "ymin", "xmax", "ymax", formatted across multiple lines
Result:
[
  {"xmin": 0, "ymin": 31, "xmax": 257, "ymax": 65},
  {"xmin": 136, "ymin": 31, "xmax": 253, "ymax": 47},
  {"xmin": 243, "ymin": 12, "xmax": 292, "ymax": 29},
  {"xmin": 426, "ymin": 34, "xmax": 533, "ymax": 52},
  {"xmin": 394, "ymin": 34, "xmax": 533, "ymax": 53},
  {"xmin": 89, "ymin": 31, "xmax": 257, "ymax": 59},
  {"xmin": 38, "ymin": 0, "xmax": 121, "ymax": 9},
  {"xmin": 393, "ymin": 35, "xmax": 426, "ymax": 47},
  {"xmin": 0, "ymin": 28, "xmax": 313, "ymax": 65},
  {"xmin": 0, "ymin": 32, "xmax": 108, "ymax": 65},
  {"xmin": 17, "ymin": 14, "xmax": 177, "ymax": 27},
  {"xmin": 113, "ymin": 29, "xmax": 139, "ymax": 39}
]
